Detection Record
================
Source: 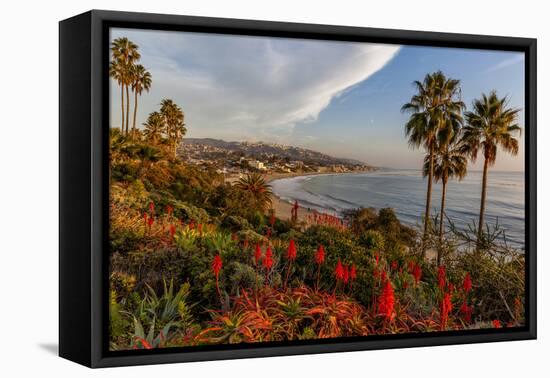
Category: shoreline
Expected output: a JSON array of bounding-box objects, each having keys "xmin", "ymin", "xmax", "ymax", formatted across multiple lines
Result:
[{"xmin": 266, "ymin": 170, "xmax": 374, "ymax": 221}]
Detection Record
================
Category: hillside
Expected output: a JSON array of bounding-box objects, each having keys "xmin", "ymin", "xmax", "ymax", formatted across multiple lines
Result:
[{"xmin": 181, "ymin": 138, "xmax": 372, "ymax": 170}]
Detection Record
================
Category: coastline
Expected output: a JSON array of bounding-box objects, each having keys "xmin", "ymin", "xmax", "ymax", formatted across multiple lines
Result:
[
  {"xmin": 266, "ymin": 170, "xmax": 373, "ymax": 221},
  {"xmin": 225, "ymin": 169, "xmax": 375, "ymax": 222}
]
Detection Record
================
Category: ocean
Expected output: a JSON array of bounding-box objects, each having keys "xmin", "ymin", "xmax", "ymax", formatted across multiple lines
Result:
[{"xmin": 270, "ymin": 169, "xmax": 525, "ymax": 249}]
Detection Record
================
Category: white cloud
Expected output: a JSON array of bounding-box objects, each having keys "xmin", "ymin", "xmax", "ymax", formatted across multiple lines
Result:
[
  {"xmin": 110, "ymin": 28, "xmax": 400, "ymax": 142},
  {"xmin": 485, "ymin": 53, "xmax": 524, "ymax": 73}
]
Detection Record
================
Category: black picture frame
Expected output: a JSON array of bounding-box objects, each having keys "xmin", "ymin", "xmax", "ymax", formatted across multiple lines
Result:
[{"xmin": 59, "ymin": 9, "xmax": 537, "ymax": 368}]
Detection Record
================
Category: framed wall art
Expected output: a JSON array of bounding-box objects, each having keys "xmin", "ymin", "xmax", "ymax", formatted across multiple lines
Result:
[{"xmin": 59, "ymin": 10, "xmax": 536, "ymax": 368}]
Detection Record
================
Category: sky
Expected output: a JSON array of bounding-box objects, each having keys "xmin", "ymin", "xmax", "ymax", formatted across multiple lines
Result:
[{"xmin": 110, "ymin": 28, "xmax": 525, "ymax": 171}]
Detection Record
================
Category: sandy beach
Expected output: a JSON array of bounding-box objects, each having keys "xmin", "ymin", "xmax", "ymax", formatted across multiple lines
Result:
[{"xmin": 226, "ymin": 169, "xmax": 373, "ymax": 222}]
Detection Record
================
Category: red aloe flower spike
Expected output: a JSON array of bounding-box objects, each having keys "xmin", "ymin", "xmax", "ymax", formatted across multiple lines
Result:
[
  {"xmin": 460, "ymin": 301, "xmax": 473, "ymax": 323},
  {"xmin": 438, "ymin": 265, "xmax": 446, "ymax": 290},
  {"xmin": 243, "ymin": 239, "xmax": 249, "ymax": 249},
  {"xmin": 440, "ymin": 292, "xmax": 452, "ymax": 330},
  {"xmin": 463, "ymin": 273, "xmax": 472, "ymax": 293},
  {"xmin": 315, "ymin": 245, "xmax": 325, "ymax": 265},
  {"xmin": 166, "ymin": 205, "xmax": 173, "ymax": 217},
  {"xmin": 286, "ymin": 239, "xmax": 297, "ymax": 261},
  {"xmin": 343, "ymin": 265, "xmax": 349, "ymax": 284},
  {"xmin": 147, "ymin": 215, "xmax": 154, "ymax": 228},
  {"xmin": 375, "ymin": 252, "xmax": 380, "ymax": 266},
  {"xmin": 198, "ymin": 223, "xmax": 203, "ymax": 236},
  {"xmin": 391, "ymin": 260, "xmax": 398, "ymax": 271},
  {"xmin": 263, "ymin": 246, "xmax": 273, "ymax": 270},
  {"xmin": 169, "ymin": 224, "xmax": 176, "ymax": 239},
  {"xmin": 212, "ymin": 254, "xmax": 223, "ymax": 299},
  {"xmin": 492, "ymin": 320, "xmax": 502, "ymax": 328},
  {"xmin": 254, "ymin": 244, "xmax": 262, "ymax": 266},
  {"xmin": 148, "ymin": 201, "xmax": 155, "ymax": 213},
  {"xmin": 350, "ymin": 264, "xmax": 357, "ymax": 280},
  {"xmin": 413, "ymin": 263, "xmax": 422, "ymax": 286},
  {"xmin": 378, "ymin": 279, "xmax": 395, "ymax": 321},
  {"xmin": 143, "ymin": 212, "xmax": 148, "ymax": 224},
  {"xmin": 334, "ymin": 259, "xmax": 345, "ymax": 281},
  {"xmin": 284, "ymin": 239, "xmax": 297, "ymax": 290},
  {"xmin": 381, "ymin": 270, "xmax": 388, "ymax": 283}
]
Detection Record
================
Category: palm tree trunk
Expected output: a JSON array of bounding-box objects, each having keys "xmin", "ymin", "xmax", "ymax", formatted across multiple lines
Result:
[
  {"xmin": 477, "ymin": 157, "xmax": 489, "ymax": 248},
  {"xmin": 422, "ymin": 145, "xmax": 435, "ymax": 256},
  {"xmin": 437, "ymin": 179, "xmax": 447, "ymax": 265},
  {"xmin": 120, "ymin": 85, "xmax": 125, "ymax": 133},
  {"xmin": 132, "ymin": 90, "xmax": 138, "ymax": 137},
  {"xmin": 125, "ymin": 85, "xmax": 130, "ymax": 135}
]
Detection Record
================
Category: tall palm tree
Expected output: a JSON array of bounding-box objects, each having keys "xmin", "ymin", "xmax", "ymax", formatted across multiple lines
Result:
[
  {"xmin": 110, "ymin": 37, "xmax": 141, "ymax": 135},
  {"xmin": 401, "ymin": 71, "xmax": 464, "ymax": 254},
  {"xmin": 461, "ymin": 91, "xmax": 521, "ymax": 245},
  {"xmin": 235, "ymin": 173, "xmax": 273, "ymax": 212},
  {"xmin": 143, "ymin": 111, "xmax": 165, "ymax": 144},
  {"xmin": 423, "ymin": 138, "xmax": 467, "ymax": 263},
  {"xmin": 160, "ymin": 99, "xmax": 186, "ymax": 159},
  {"xmin": 109, "ymin": 60, "xmax": 126, "ymax": 131},
  {"xmin": 131, "ymin": 64, "xmax": 152, "ymax": 136}
]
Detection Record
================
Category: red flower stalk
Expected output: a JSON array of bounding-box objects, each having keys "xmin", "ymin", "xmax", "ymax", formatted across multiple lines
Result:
[
  {"xmin": 378, "ymin": 279, "xmax": 395, "ymax": 321},
  {"xmin": 375, "ymin": 252, "xmax": 380, "ymax": 267},
  {"xmin": 460, "ymin": 301, "xmax": 473, "ymax": 323},
  {"xmin": 284, "ymin": 239, "xmax": 297, "ymax": 290},
  {"xmin": 269, "ymin": 212, "xmax": 276, "ymax": 227},
  {"xmin": 243, "ymin": 239, "xmax": 249, "ymax": 249},
  {"xmin": 343, "ymin": 265, "xmax": 349, "ymax": 285},
  {"xmin": 286, "ymin": 239, "xmax": 297, "ymax": 261},
  {"xmin": 440, "ymin": 292, "xmax": 452, "ymax": 330},
  {"xmin": 254, "ymin": 244, "xmax": 262, "ymax": 266},
  {"xmin": 314, "ymin": 245, "xmax": 325, "ymax": 291},
  {"xmin": 147, "ymin": 215, "xmax": 154, "ymax": 228},
  {"xmin": 380, "ymin": 270, "xmax": 388, "ymax": 283},
  {"xmin": 315, "ymin": 245, "xmax": 326, "ymax": 265},
  {"xmin": 143, "ymin": 212, "xmax": 148, "ymax": 224},
  {"xmin": 198, "ymin": 223, "xmax": 203, "ymax": 236},
  {"xmin": 463, "ymin": 273, "xmax": 472, "ymax": 293},
  {"xmin": 148, "ymin": 201, "xmax": 155, "ymax": 213},
  {"xmin": 334, "ymin": 259, "xmax": 345, "ymax": 281},
  {"xmin": 169, "ymin": 224, "xmax": 176, "ymax": 239},
  {"xmin": 391, "ymin": 260, "xmax": 398, "ymax": 271},
  {"xmin": 350, "ymin": 264, "xmax": 357, "ymax": 280},
  {"xmin": 166, "ymin": 205, "xmax": 173, "ymax": 217},
  {"xmin": 263, "ymin": 246, "xmax": 273, "ymax": 270},
  {"xmin": 212, "ymin": 254, "xmax": 223, "ymax": 298},
  {"xmin": 412, "ymin": 263, "xmax": 422, "ymax": 286},
  {"xmin": 437, "ymin": 265, "xmax": 446, "ymax": 290},
  {"xmin": 492, "ymin": 320, "xmax": 502, "ymax": 328}
]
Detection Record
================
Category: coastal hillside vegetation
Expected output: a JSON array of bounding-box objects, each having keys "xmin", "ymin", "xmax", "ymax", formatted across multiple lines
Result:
[{"xmin": 108, "ymin": 37, "xmax": 525, "ymax": 351}]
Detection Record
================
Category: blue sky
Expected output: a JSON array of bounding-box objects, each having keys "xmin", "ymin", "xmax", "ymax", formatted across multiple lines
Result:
[{"xmin": 110, "ymin": 28, "xmax": 525, "ymax": 171}]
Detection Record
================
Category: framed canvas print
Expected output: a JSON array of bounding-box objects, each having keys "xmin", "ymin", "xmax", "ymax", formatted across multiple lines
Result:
[{"xmin": 59, "ymin": 10, "xmax": 537, "ymax": 368}]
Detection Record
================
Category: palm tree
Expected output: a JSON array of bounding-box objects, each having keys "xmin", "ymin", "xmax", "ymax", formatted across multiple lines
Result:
[
  {"xmin": 143, "ymin": 111, "xmax": 165, "ymax": 144},
  {"xmin": 461, "ymin": 91, "xmax": 521, "ymax": 245},
  {"xmin": 109, "ymin": 60, "xmax": 126, "ymax": 132},
  {"xmin": 401, "ymin": 71, "xmax": 464, "ymax": 254},
  {"xmin": 110, "ymin": 37, "xmax": 140, "ymax": 135},
  {"xmin": 235, "ymin": 173, "xmax": 273, "ymax": 212},
  {"xmin": 423, "ymin": 137, "xmax": 467, "ymax": 263},
  {"xmin": 131, "ymin": 64, "xmax": 152, "ymax": 136},
  {"xmin": 160, "ymin": 99, "xmax": 186, "ymax": 159}
]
